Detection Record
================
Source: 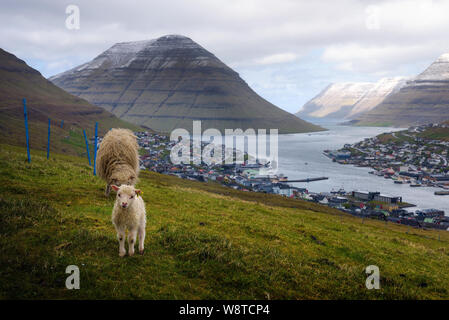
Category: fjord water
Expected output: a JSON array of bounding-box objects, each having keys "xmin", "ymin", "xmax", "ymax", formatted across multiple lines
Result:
[{"xmin": 276, "ymin": 124, "xmax": 449, "ymax": 214}]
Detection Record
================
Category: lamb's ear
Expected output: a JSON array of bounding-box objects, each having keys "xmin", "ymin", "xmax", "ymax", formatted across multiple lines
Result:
[
  {"xmin": 111, "ymin": 185, "xmax": 120, "ymax": 192},
  {"xmin": 135, "ymin": 189, "xmax": 142, "ymax": 195}
]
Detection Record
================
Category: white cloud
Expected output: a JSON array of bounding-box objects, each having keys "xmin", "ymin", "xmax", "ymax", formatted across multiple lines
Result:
[
  {"xmin": 255, "ymin": 53, "xmax": 298, "ymax": 65},
  {"xmin": 1, "ymin": 0, "xmax": 449, "ymax": 112},
  {"xmin": 321, "ymin": 43, "xmax": 444, "ymax": 75}
]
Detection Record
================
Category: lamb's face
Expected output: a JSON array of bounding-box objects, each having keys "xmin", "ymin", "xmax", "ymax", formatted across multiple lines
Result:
[{"xmin": 111, "ymin": 185, "xmax": 141, "ymax": 209}]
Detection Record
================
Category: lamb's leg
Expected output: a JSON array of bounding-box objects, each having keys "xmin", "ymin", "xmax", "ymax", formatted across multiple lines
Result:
[
  {"xmin": 138, "ymin": 225, "xmax": 146, "ymax": 255},
  {"xmin": 128, "ymin": 229, "xmax": 137, "ymax": 256},
  {"xmin": 105, "ymin": 184, "xmax": 111, "ymax": 196},
  {"xmin": 116, "ymin": 228, "xmax": 126, "ymax": 257}
]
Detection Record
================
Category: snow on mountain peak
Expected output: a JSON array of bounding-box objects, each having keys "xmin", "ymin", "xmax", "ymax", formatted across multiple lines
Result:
[
  {"xmin": 298, "ymin": 77, "xmax": 408, "ymax": 119},
  {"xmin": 158, "ymin": 34, "xmax": 191, "ymax": 40},
  {"xmin": 414, "ymin": 52, "xmax": 449, "ymax": 82},
  {"xmin": 437, "ymin": 52, "xmax": 449, "ymax": 62},
  {"xmin": 49, "ymin": 35, "xmax": 205, "ymax": 79}
]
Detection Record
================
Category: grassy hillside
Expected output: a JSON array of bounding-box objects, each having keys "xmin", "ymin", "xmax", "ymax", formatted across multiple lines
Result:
[
  {"xmin": 418, "ymin": 127, "xmax": 449, "ymax": 141},
  {"xmin": 377, "ymin": 126, "xmax": 449, "ymax": 143},
  {"xmin": 1, "ymin": 144, "xmax": 449, "ymax": 299},
  {"xmin": 0, "ymin": 48, "xmax": 141, "ymax": 156}
]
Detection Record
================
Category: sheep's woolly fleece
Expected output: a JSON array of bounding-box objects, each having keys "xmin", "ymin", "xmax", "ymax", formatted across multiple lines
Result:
[{"xmin": 96, "ymin": 128, "xmax": 140, "ymax": 186}]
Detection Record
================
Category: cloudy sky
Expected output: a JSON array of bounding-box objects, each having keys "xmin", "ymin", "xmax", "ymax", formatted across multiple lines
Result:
[{"xmin": 1, "ymin": 0, "xmax": 449, "ymax": 113}]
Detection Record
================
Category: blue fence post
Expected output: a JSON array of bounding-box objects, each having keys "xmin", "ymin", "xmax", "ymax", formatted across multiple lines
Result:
[
  {"xmin": 23, "ymin": 98, "xmax": 31, "ymax": 163},
  {"xmin": 93, "ymin": 122, "xmax": 98, "ymax": 175},
  {"xmin": 61, "ymin": 120, "xmax": 64, "ymax": 128},
  {"xmin": 83, "ymin": 129, "xmax": 91, "ymax": 166},
  {"xmin": 47, "ymin": 118, "xmax": 51, "ymax": 159}
]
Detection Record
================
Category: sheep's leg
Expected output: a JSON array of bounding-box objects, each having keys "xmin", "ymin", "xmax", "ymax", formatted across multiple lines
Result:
[
  {"xmin": 116, "ymin": 228, "xmax": 126, "ymax": 257},
  {"xmin": 138, "ymin": 225, "xmax": 145, "ymax": 255},
  {"xmin": 105, "ymin": 184, "xmax": 111, "ymax": 196},
  {"xmin": 128, "ymin": 229, "xmax": 137, "ymax": 256}
]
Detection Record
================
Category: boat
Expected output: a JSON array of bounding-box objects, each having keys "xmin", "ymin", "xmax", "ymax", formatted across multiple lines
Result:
[
  {"xmin": 394, "ymin": 180, "xmax": 404, "ymax": 184},
  {"xmin": 435, "ymin": 191, "xmax": 449, "ymax": 195},
  {"xmin": 410, "ymin": 183, "xmax": 422, "ymax": 187}
]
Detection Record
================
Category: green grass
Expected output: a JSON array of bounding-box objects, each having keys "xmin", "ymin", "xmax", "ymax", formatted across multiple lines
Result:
[
  {"xmin": 0, "ymin": 107, "xmax": 141, "ymax": 158},
  {"xmin": 418, "ymin": 127, "xmax": 449, "ymax": 141},
  {"xmin": 377, "ymin": 132, "xmax": 416, "ymax": 144},
  {"xmin": 1, "ymin": 143, "xmax": 449, "ymax": 299},
  {"xmin": 377, "ymin": 128, "xmax": 449, "ymax": 144},
  {"xmin": 0, "ymin": 48, "xmax": 142, "ymax": 157},
  {"xmin": 355, "ymin": 121, "xmax": 394, "ymax": 127}
]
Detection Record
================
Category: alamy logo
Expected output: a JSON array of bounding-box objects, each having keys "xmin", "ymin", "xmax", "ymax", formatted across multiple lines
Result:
[
  {"xmin": 65, "ymin": 5, "xmax": 80, "ymax": 30},
  {"xmin": 365, "ymin": 265, "xmax": 380, "ymax": 289},
  {"xmin": 170, "ymin": 121, "xmax": 279, "ymax": 175},
  {"xmin": 65, "ymin": 265, "xmax": 80, "ymax": 289},
  {"xmin": 365, "ymin": 5, "xmax": 380, "ymax": 30}
]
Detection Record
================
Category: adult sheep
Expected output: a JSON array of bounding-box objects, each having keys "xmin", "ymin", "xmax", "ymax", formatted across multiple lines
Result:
[{"xmin": 96, "ymin": 128, "xmax": 140, "ymax": 196}]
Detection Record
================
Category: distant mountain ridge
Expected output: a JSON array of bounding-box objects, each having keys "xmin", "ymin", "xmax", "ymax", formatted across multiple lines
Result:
[
  {"xmin": 296, "ymin": 77, "xmax": 407, "ymax": 120},
  {"xmin": 354, "ymin": 53, "xmax": 449, "ymax": 126},
  {"xmin": 50, "ymin": 35, "xmax": 323, "ymax": 134},
  {"xmin": 0, "ymin": 48, "xmax": 139, "ymax": 156}
]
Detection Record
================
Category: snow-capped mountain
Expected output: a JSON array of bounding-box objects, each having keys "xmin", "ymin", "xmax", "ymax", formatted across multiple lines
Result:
[
  {"xmin": 50, "ymin": 35, "xmax": 322, "ymax": 134},
  {"xmin": 411, "ymin": 53, "xmax": 449, "ymax": 83},
  {"xmin": 348, "ymin": 77, "xmax": 407, "ymax": 117},
  {"xmin": 50, "ymin": 35, "xmax": 219, "ymax": 78},
  {"xmin": 296, "ymin": 77, "xmax": 407, "ymax": 120},
  {"xmin": 355, "ymin": 52, "xmax": 449, "ymax": 126}
]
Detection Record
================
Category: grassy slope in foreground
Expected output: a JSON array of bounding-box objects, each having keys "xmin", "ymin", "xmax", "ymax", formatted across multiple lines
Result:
[{"xmin": 1, "ymin": 144, "xmax": 449, "ymax": 299}]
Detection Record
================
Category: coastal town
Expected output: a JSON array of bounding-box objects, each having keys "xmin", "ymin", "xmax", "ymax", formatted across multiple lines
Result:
[
  {"xmin": 133, "ymin": 130, "xmax": 449, "ymax": 232},
  {"xmin": 324, "ymin": 123, "xmax": 449, "ymax": 193}
]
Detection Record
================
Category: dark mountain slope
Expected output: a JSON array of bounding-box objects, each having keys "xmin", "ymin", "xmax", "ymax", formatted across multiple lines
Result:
[
  {"xmin": 0, "ymin": 48, "xmax": 140, "ymax": 156},
  {"xmin": 50, "ymin": 35, "xmax": 323, "ymax": 134},
  {"xmin": 354, "ymin": 53, "xmax": 449, "ymax": 127}
]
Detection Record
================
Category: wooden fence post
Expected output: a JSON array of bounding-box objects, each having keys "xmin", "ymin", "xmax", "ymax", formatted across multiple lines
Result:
[
  {"xmin": 93, "ymin": 122, "xmax": 98, "ymax": 175},
  {"xmin": 23, "ymin": 98, "xmax": 31, "ymax": 163},
  {"xmin": 47, "ymin": 118, "xmax": 51, "ymax": 159},
  {"xmin": 83, "ymin": 129, "xmax": 91, "ymax": 166}
]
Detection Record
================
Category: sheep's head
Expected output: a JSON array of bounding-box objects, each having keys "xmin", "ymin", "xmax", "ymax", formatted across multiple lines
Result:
[{"xmin": 111, "ymin": 185, "xmax": 142, "ymax": 209}]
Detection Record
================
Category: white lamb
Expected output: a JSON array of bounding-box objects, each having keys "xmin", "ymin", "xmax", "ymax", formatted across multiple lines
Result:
[{"xmin": 111, "ymin": 185, "xmax": 146, "ymax": 257}]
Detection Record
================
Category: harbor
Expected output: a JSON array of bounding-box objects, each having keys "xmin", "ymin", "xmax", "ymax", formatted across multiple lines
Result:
[
  {"xmin": 134, "ymin": 127, "xmax": 449, "ymax": 231},
  {"xmin": 275, "ymin": 124, "xmax": 449, "ymax": 215}
]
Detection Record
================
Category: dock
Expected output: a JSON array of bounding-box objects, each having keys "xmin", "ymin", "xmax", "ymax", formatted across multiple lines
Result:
[{"xmin": 280, "ymin": 177, "xmax": 329, "ymax": 183}]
